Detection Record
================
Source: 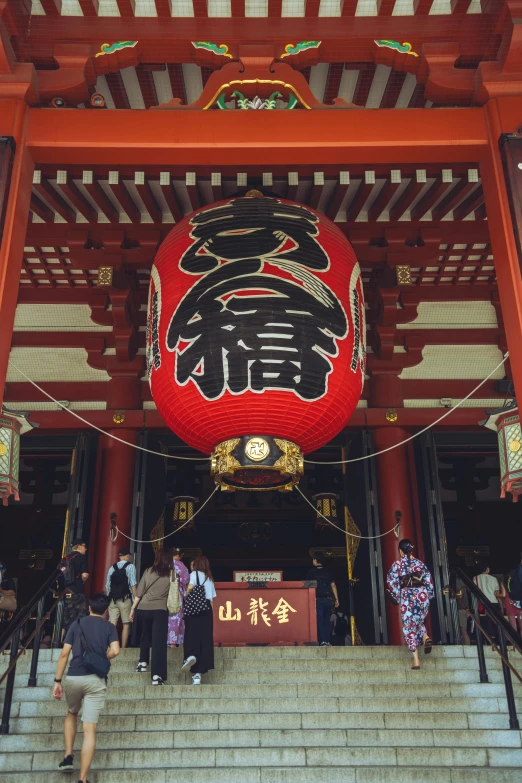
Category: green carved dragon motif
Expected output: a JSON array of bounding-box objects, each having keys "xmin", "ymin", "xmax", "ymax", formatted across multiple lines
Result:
[
  {"xmin": 374, "ymin": 40, "xmax": 418, "ymax": 57},
  {"xmin": 191, "ymin": 41, "xmax": 233, "ymax": 58},
  {"xmin": 280, "ymin": 41, "xmax": 321, "ymax": 59},
  {"xmin": 95, "ymin": 41, "xmax": 138, "ymax": 58},
  {"xmin": 216, "ymin": 91, "xmax": 298, "ymax": 110}
]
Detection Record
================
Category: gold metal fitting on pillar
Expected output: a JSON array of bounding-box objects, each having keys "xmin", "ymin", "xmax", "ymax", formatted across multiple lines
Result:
[{"xmin": 210, "ymin": 435, "xmax": 303, "ymax": 492}]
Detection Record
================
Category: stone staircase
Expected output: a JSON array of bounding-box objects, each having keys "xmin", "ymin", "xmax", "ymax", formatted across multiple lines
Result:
[{"xmin": 1, "ymin": 644, "xmax": 522, "ymax": 782}]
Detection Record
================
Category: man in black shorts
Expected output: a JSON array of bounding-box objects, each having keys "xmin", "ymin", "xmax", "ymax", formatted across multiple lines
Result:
[{"xmin": 61, "ymin": 538, "xmax": 90, "ymax": 635}]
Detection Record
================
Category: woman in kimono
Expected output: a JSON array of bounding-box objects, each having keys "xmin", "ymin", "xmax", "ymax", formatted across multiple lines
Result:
[
  {"xmin": 167, "ymin": 548, "xmax": 190, "ymax": 647},
  {"xmin": 387, "ymin": 539, "xmax": 434, "ymax": 669}
]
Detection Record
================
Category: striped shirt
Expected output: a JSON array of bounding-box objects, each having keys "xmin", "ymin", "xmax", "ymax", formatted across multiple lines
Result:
[{"xmin": 105, "ymin": 561, "xmax": 138, "ymax": 596}]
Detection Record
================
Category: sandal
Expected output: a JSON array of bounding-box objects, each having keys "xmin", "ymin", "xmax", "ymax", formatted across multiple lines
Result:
[
  {"xmin": 424, "ymin": 638, "xmax": 433, "ymax": 655},
  {"xmin": 411, "ymin": 665, "xmax": 420, "ymax": 670}
]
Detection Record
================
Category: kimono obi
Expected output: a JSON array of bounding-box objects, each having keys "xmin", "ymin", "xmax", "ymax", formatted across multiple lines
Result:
[{"xmin": 400, "ymin": 570, "xmax": 425, "ymax": 589}]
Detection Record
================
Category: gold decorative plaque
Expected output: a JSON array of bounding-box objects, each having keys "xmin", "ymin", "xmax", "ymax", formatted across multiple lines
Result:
[{"xmin": 245, "ymin": 437, "xmax": 270, "ymax": 462}]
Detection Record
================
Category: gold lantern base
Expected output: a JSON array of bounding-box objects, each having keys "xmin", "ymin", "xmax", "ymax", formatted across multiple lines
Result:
[{"xmin": 211, "ymin": 435, "xmax": 303, "ymax": 492}]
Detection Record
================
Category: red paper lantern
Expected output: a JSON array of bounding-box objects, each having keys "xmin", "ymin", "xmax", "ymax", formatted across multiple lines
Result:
[{"xmin": 147, "ymin": 195, "xmax": 365, "ymax": 486}]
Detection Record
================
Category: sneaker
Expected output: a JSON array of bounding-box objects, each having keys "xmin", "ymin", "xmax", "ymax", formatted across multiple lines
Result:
[
  {"xmin": 181, "ymin": 655, "xmax": 196, "ymax": 671},
  {"xmin": 192, "ymin": 673, "xmax": 201, "ymax": 685},
  {"xmin": 58, "ymin": 754, "xmax": 74, "ymax": 771},
  {"xmin": 152, "ymin": 675, "xmax": 166, "ymax": 686},
  {"xmin": 136, "ymin": 662, "xmax": 147, "ymax": 672},
  {"xmin": 320, "ymin": 641, "xmax": 330, "ymax": 646}
]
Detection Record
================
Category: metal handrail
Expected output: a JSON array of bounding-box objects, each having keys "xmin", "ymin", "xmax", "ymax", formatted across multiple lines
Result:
[
  {"xmin": 445, "ymin": 566, "xmax": 522, "ymax": 730},
  {"xmin": 0, "ymin": 568, "xmax": 67, "ymax": 735}
]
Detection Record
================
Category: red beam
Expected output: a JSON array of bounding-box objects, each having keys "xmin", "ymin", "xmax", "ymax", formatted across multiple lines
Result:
[
  {"xmin": 105, "ymin": 176, "xmax": 141, "ymax": 223},
  {"xmin": 409, "ymin": 176, "xmax": 448, "ymax": 221},
  {"xmin": 380, "ymin": 71, "xmax": 407, "ymax": 110},
  {"xmin": 32, "ymin": 177, "xmax": 76, "ymax": 223},
  {"xmin": 78, "ymin": 0, "xmax": 99, "ymax": 14},
  {"xmin": 39, "ymin": 0, "xmax": 61, "ymax": 13},
  {"xmin": 305, "ymin": 0, "xmax": 321, "ymax": 14},
  {"xmin": 136, "ymin": 66, "xmax": 159, "ymax": 109},
  {"xmin": 20, "ymin": 407, "xmax": 494, "ymax": 432},
  {"xmin": 24, "ymin": 17, "xmax": 498, "ymax": 63},
  {"xmin": 352, "ymin": 64, "xmax": 376, "ymax": 107},
  {"xmin": 389, "ymin": 173, "xmax": 426, "ymax": 221},
  {"xmin": 267, "ymin": 0, "xmax": 282, "ymax": 15},
  {"xmin": 340, "ymin": 0, "xmax": 358, "ymax": 14},
  {"xmin": 367, "ymin": 175, "xmax": 401, "ymax": 221},
  {"xmin": 452, "ymin": 187, "xmax": 485, "ymax": 220},
  {"xmin": 133, "ymin": 177, "xmax": 162, "ymax": 222},
  {"xmin": 105, "ymin": 73, "xmax": 131, "ymax": 110},
  {"xmin": 30, "ymin": 193, "xmax": 54, "ymax": 223},
  {"xmin": 345, "ymin": 175, "xmax": 375, "ymax": 221},
  {"xmin": 155, "ymin": 0, "xmax": 174, "ymax": 14},
  {"xmin": 115, "ymin": 0, "xmax": 136, "ymax": 15},
  {"xmin": 82, "ymin": 175, "xmax": 120, "ymax": 224},
  {"xmin": 432, "ymin": 177, "xmax": 478, "ymax": 220},
  {"xmin": 396, "ymin": 328, "xmax": 500, "ymax": 345},
  {"xmin": 167, "ymin": 63, "xmax": 187, "ymax": 104},
  {"xmin": 54, "ymin": 173, "xmax": 98, "ymax": 223},
  {"xmin": 26, "ymin": 107, "xmax": 490, "ymax": 167}
]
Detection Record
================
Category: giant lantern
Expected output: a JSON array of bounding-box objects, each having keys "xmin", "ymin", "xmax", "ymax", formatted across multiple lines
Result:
[{"xmin": 147, "ymin": 193, "xmax": 366, "ymax": 491}]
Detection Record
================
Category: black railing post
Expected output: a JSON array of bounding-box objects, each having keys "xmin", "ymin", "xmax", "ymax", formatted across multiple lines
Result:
[
  {"xmin": 28, "ymin": 595, "xmax": 45, "ymax": 687},
  {"xmin": 497, "ymin": 626, "xmax": 520, "ymax": 730},
  {"xmin": 0, "ymin": 627, "xmax": 20, "ymax": 735},
  {"xmin": 472, "ymin": 595, "xmax": 489, "ymax": 683},
  {"xmin": 52, "ymin": 600, "xmax": 64, "ymax": 648}
]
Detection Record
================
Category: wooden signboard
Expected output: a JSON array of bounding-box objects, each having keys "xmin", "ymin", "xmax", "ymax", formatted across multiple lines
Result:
[
  {"xmin": 233, "ymin": 570, "xmax": 283, "ymax": 582},
  {"xmin": 214, "ymin": 581, "xmax": 317, "ymax": 646}
]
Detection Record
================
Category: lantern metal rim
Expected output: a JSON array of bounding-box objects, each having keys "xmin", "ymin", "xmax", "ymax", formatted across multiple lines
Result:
[{"xmin": 211, "ymin": 435, "xmax": 304, "ymax": 492}]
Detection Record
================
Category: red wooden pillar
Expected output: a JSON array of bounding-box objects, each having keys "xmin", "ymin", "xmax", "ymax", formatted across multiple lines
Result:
[
  {"xmin": 372, "ymin": 426, "xmax": 417, "ymax": 646},
  {"xmin": 91, "ymin": 429, "xmax": 137, "ymax": 594},
  {"xmin": 0, "ymin": 100, "xmax": 33, "ymax": 404},
  {"xmin": 481, "ymin": 99, "xmax": 522, "ymax": 399}
]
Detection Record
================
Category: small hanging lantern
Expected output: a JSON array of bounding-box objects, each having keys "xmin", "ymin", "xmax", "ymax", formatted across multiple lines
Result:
[
  {"xmin": 482, "ymin": 402, "xmax": 521, "ymax": 502},
  {"xmin": 0, "ymin": 413, "xmax": 21, "ymax": 505},
  {"xmin": 173, "ymin": 496, "xmax": 199, "ymax": 531},
  {"xmin": 312, "ymin": 492, "xmax": 340, "ymax": 530}
]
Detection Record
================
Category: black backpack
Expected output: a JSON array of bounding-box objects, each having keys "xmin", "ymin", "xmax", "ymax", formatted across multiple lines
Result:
[
  {"xmin": 58, "ymin": 553, "xmax": 81, "ymax": 587},
  {"xmin": 109, "ymin": 563, "xmax": 130, "ymax": 600},
  {"xmin": 334, "ymin": 614, "xmax": 350, "ymax": 637},
  {"xmin": 507, "ymin": 568, "xmax": 522, "ymax": 603},
  {"xmin": 315, "ymin": 570, "xmax": 332, "ymax": 599}
]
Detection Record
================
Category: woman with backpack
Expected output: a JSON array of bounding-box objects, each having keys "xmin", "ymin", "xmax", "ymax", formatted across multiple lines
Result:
[
  {"xmin": 130, "ymin": 547, "xmax": 172, "ymax": 686},
  {"xmin": 386, "ymin": 539, "xmax": 434, "ymax": 670},
  {"xmin": 181, "ymin": 555, "xmax": 216, "ymax": 685}
]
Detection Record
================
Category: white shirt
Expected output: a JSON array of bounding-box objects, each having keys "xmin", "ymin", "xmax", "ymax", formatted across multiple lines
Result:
[
  {"xmin": 190, "ymin": 571, "xmax": 217, "ymax": 601},
  {"xmin": 475, "ymin": 573, "xmax": 500, "ymax": 604}
]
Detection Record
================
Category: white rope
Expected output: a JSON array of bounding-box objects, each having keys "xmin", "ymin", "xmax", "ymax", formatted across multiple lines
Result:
[
  {"xmin": 9, "ymin": 362, "xmax": 209, "ymax": 462},
  {"xmin": 305, "ymin": 352, "xmax": 509, "ymax": 465},
  {"xmin": 295, "ymin": 485, "xmax": 400, "ymax": 540},
  {"xmin": 113, "ymin": 486, "xmax": 218, "ymax": 544}
]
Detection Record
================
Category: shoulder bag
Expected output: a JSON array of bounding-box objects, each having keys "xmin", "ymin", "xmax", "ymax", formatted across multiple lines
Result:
[
  {"xmin": 184, "ymin": 571, "xmax": 210, "ymax": 617},
  {"xmin": 76, "ymin": 619, "xmax": 111, "ymax": 679},
  {"xmin": 167, "ymin": 569, "xmax": 181, "ymax": 616}
]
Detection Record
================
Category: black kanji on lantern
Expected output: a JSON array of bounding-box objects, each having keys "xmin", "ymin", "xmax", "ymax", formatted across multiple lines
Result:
[
  {"xmin": 166, "ymin": 199, "xmax": 348, "ymax": 402},
  {"xmin": 178, "ymin": 198, "xmax": 329, "ymax": 273}
]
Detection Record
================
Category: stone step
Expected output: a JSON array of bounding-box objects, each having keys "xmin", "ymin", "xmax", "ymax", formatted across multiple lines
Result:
[
  {"xmin": 0, "ymin": 768, "xmax": 522, "ymax": 783},
  {"xmin": 8, "ymin": 681, "xmax": 512, "ymax": 704},
  {"xmin": 2, "ymin": 727, "xmax": 521, "ymax": 754},
  {"xmin": 2, "ymin": 745, "xmax": 522, "ymax": 773},
  {"xmin": 20, "ymin": 668, "xmax": 515, "ymax": 687},
  {"xmin": 5, "ymin": 644, "xmax": 508, "ymax": 663},
  {"xmin": 12, "ymin": 695, "xmax": 507, "ymax": 718},
  {"xmin": 7, "ymin": 654, "xmax": 507, "ymax": 674},
  {"xmin": 5, "ymin": 710, "xmax": 515, "ymax": 735}
]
